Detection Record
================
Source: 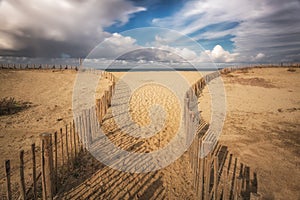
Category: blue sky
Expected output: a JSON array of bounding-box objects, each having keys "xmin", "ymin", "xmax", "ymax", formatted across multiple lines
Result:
[
  {"xmin": 105, "ymin": 3, "xmax": 238, "ymax": 52},
  {"xmin": 0, "ymin": 0, "xmax": 299, "ymax": 63},
  {"xmin": 105, "ymin": 0, "xmax": 186, "ymax": 32}
]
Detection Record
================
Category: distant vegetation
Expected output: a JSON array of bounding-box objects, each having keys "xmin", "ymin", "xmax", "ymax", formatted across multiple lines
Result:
[
  {"xmin": 0, "ymin": 97, "xmax": 32, "ymax": 116},
  {"xmin": 287, "ymin": 68, "xmax": 296, "ymax": 72}
]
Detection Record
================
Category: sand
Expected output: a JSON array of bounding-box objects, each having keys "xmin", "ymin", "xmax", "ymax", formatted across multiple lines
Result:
[
  {"xmin": 0, "ymin": 68, "xmax": 299, "ymax": 199},
  {"xmin": 0, "ymin": 69, "xmax": 205, "ymax": 199},
  {"xmin": 60, "ymin": 71, "xmax": 205, "ymax": 199},
  {"xmin": 0, "ymin": 70, "xmax": 76, "ymax": 165},
  {"xmin": 199, "ymin": 67, "xmax": 300, "ymax": 199}
]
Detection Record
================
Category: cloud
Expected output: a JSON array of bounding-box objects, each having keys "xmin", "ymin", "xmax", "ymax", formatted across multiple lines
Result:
[
  {"xmin": 153, "ymin": 0, "xmax": 300, "ymax": 62},
  {"xmin": 112, "ymin": 33, "xmax": 236, "ymax": 63},
  {"xmin": 253, "ymin": 53, "xmax": 265, "ymax": 61},
  {"xmin": 153, "ymin": 45, "xmax": 198, "ymax": 61},
  {"xmin": 203, "ymin": 45, "xmax": 238, "ymax": 63},
  {"xmin": 89, "ymin": 33, "xmax": 200, "ymax": 63},
  {"xmin": 88, "ymin": 33, "xmax": 140, "ymax": 59},
  {"xmin": 0, "ymin": 0, "xmax": 146, "ymax": 57},
  {"xmin": 194, "ymin": 29, "xmax": 235, "ymax": 40},
  {"xmin": 115, "ymin": 34, "xmax": 237, "ymax": 63}
]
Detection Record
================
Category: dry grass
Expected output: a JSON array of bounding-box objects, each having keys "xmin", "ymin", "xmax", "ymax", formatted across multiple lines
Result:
[
  {"xmin": 0, "ymin": 97, "xmax": 32, "ymax": 115},
  {"xmin": 287, "ymin": 68, "xmax": 296, "ymax": 72}
]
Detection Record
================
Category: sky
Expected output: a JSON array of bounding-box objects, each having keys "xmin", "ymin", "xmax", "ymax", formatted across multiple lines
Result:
[{"xmin": 0, "ymin": 0, "xmax": 299, "ymax": 64}]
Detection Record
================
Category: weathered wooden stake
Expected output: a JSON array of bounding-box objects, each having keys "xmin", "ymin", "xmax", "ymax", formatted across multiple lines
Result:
[
  {"xmin": 19, "ymin": 150, "xmax": 26, "ymax": 200},
  {"xmin": 199, "ymin": 156, "xmax": 204, "ymax": 200},
  {"xmin": 60, "ymin": 128, "xmax": 64, "ymax": 166},
  {"xmin": 82, "ymin": 109, "xmax": 88, "ymax": 149},
  {"xmin": 54, "ymin": 132, "xmax": 58, "ymax": 194},
  {"xmin": 40, "ymin": 133, "xmax": 53, "ymax": 200},
  {"xmin": 204, "ymin": 156, "xmax": 211, "ymax": 200},
  {"xmin": 5, "ymin": 160, "xmax": 12, "ymax": 200},
  {"xmin": 69, "ymin": 122, "xmax": 74, "ymax": 162},
  {"xmin": 65, "ymin": 125, "xmax": 70, "ymax": 169},
  {"xmin": 223, "ymin": 168, "xmax": 228, "ymax": 200},
  {"xmin": 78, "ymin": 115, "xmax": 83, "ymax": 152},
  {"xmin": 31, "ymin": 143, "xmax": 37, "ymax": 200},
  {"xmin": 100, "ymin": 97, "xmax": 105, "ymax": 123},
  {"xmin": 87, "ymin": 108, "xmax": 93, "ymax": 144},
  {"xmin": 73, "ymin": 120, "xmax": 77, "ymax": 157},
  {"xmin": 213, "ymin": 156, "xmax": 219, "ymax": 200},
  {"xmin": 236, "ymin": 177, "xmax": 243, "ymax": 200}
]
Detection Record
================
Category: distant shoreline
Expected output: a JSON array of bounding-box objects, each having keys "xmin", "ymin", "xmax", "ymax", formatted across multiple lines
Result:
[
  {"xmin": 103, "ymin": 67, "xmax": 220, "ymax": 72},
  {"xmin": 0, "ymin": 64, "xmax": 299, "ymax": 72}
]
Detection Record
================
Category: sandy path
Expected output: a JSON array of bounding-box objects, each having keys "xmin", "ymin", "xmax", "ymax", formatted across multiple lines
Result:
[
  {"xmin": 59, "ymin": 71, "xmax": 207, "ymax": 199},
  {"xmin": 199, "ymin": 67, "xmax": 300, "ymax": 200}
]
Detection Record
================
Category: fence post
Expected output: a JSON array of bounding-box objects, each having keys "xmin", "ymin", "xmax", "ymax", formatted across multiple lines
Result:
[
  {"xmin": 40, "ymin": 133, "xmax": 54, "ymax": 200},
  {"xmin": 109, "ymin": 85, "xmax": 113, "ymax": 106},
  {"xmin": 5, "ymin": 160, "xmax": 12, "ymax": 200},
  {"xmin": 20, "ymin": 150, "xmax": 26, "ymax": 200},
  {"xmin": 73, "ymin": 120, "xmax": 77, "ymax": 158},
  {"xmin": 236, "ymin": 177, "xmax": 242, "ymax": 200},
  {"xmin": 65, "ymin": 125, "xmax": 70, "ymax": 169},
  {"xmin": 223, "ymin": 168, "xmax": 228, "ymax": 200},
  {"xmin": 96, "ymin": 99, "xmax": 101, "ymax": 122},
  {"xmin": 105, "ymin": 90, "xmax": 109, "ymax": 108},
  {"xmin": 213, "ymin": 156, "xmax": 218, "ymax": 200},
  {"xmin": 100, "ymin": 97, "xmax": 104, "ymax": 123},
  {"xmin": 198, "ymin": 156, "xmax": 204, "ymax": 200},
  {"xmin": 31, "ymin": 143, "xmax": 37, "ymax": 200},
  {"xmin": 60, "ymin": 128, "xmax": 64, "ymax": 166},
  {"xmin": 69, "ymin": 122, "xmax": 74, "ymax": 163},
  {"xmin": 87, "ymin": 108, "xmax": 93, "ymax": 144},
  {"xmin": 54, "ymin": 132, "xmax": 58, "ymax": 194},
  {"xmin": 184, "ymin": 98, "xmax": 189, "ymax": 147},
  {"xmin": 78, "ymin": 115, "xmax": 83, "ymax": 152},
  {"xmin": 204, "ymin": 154, "xmax": 211, "ymax": 200},
  {"xmin": 82, "ymin": 111, "xmax": 87, "ymax": 149}
]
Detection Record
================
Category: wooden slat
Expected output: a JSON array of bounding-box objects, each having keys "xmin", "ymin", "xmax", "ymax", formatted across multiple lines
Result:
[
  {"xmin": 31, "ymin": 143, "xmax": 37, "ymax": 199},
  {"xmin": 19, "ymin": 150, "xmax": 26, "ymax": 200},
  {"xmin": 5, "ymin": 160, "xmax": 12, "ymax": 200}
]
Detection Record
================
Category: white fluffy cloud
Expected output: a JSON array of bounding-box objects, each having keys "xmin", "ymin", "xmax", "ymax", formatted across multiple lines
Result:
[{"xmin": 204, "ymin": 45, "xmax": 239, "ymax": 63}]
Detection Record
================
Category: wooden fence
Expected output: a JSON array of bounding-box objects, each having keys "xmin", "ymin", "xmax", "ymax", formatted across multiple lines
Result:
[
  {"xmin": 0, "ymin": 119, "xmax": 86, "ymax": 200},
  {"xmin": 0, "ymin": 63, "xmax": 78, "ymax": 70},
  {"xmin": 184, "ymin": 68, "xmax": 261, "ymax": 200}
]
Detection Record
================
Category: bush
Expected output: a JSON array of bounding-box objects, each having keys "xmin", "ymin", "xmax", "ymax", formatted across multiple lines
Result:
[
  {"xmin": 287, "ymin": 68, "xmax": 296, "ymax": 72},
  {"xmin": 0, "ymin": 97, "xmax": 32, "ymax": 116}
]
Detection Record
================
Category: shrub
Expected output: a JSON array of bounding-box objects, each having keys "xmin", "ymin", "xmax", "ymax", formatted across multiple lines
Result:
[{"xmin": 0, "ymin": 97, "xmax": 32, "ymax": 115}]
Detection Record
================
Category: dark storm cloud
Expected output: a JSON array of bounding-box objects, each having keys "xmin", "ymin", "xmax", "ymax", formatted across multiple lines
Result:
[
  {"xmin": 117, "ymin": 48, "xmax": 185, "ymax": 62},
  {"xmin": 0, "ymin": 0, "xmax": 145, "ymax": 58},
  {"xmin": 232, "ymin": 0, "xmax": 300, "ymax": 62},
  {"xmin": 153, "ymin": 0, "xmax": 300, "ymax": 62},
  {"xmin": 0, "ymin": 29, "xmax": 97, "ymax": 58}
]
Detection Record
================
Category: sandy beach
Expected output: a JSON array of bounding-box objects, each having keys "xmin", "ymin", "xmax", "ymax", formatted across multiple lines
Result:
[
  {"xmin": 0, "ymin": 67, "xmax": 299, "ymax": 199},
  {"xmin": 200, "ymin": 67, "xmax": 300, "ymax": 199}
]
